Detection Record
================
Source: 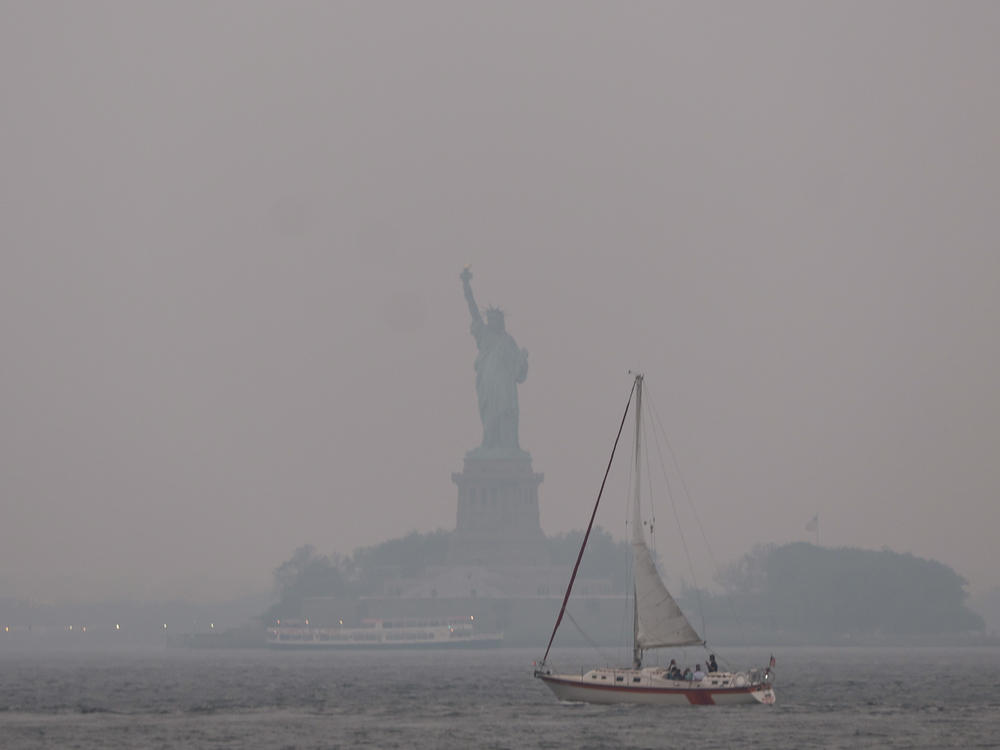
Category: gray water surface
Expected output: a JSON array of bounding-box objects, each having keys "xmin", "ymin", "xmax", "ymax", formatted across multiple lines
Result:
[{"xmin": 1, "ymin": 646, "xmax": 997, "ymax": 748}]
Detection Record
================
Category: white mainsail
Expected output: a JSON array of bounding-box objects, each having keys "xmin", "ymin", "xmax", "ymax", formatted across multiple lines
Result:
[{"xmin": 630, "ymin": 374, "xmax": 702, "ymax": 651}]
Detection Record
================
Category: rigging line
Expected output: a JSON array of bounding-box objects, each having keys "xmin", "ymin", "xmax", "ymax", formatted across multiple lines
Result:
[
  {"xmin": 642, "ymin": 386, "xmax": 706, "ymax": 637},
  {"xmin": 641, "ymin": 410, "xmax": 655, "ymax": 548},
  {"xmin": 614, "ymin": 574, "xmax": 630, "ymax": 663},
  {"xmin": 541, "ymin": 377, "xmax": 637, "ymax": 665},
  {"xmin": 563, "ymin": 608, "xmax": 613, "ymax": 663},
  {"xmin": 617, "ymin": 424, "xmax": 636, "ymax": 665},
  {"xmin": 644, "ymin": 387, "xmax": 748, "ymax": 645},
  {"xmin": 639, "ymin": 409, "xmax": 661, "ymax": 582},
  {"xmin": 622, "ymin": 454, "xmax": 635, "ymax": 649},
  {"xmin": 623, "ymin": 422, "xmax": 635, "ymax": 549}
]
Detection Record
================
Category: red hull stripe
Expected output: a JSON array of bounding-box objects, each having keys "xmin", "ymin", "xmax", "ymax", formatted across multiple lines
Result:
[
  {"xmin": 685, "ymin": 690, "xmax": 715, "ymax": 705},
  {"xmin": 540, "ymin": 675, "xmax": 757, "ymax": 698}
]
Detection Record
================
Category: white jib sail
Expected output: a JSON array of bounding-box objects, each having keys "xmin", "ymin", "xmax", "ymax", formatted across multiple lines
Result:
[{"xmin": 631, "ymin": 538, "xmax": 703, "ymax": 648}]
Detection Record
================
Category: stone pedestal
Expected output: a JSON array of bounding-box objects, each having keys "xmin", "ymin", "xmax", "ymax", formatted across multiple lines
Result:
[{"xmin": 450, "ymin": 455, "xmax": 549, "ymax": 567}]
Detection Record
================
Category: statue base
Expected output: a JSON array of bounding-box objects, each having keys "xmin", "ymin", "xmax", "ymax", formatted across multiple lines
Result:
[
  {"xmin": 464, "ymin": 445, "xmax": 532, "ymax": 461},
  {"xmin": 450, "ymin": 453, "xmax": 548, "ymax": 567}
]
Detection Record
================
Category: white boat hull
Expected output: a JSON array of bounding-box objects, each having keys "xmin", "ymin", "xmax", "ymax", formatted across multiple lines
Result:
[
  {"xmin": 268, "ymin": 632, "xmax": 503, "ymax": 650},
  {"xmin": 268, "ymin": 619, "xmax": 502, "ymax": 650},
  {"xmin": 535, "ymin": 667, "xmax": 775, "ymax": 706}
]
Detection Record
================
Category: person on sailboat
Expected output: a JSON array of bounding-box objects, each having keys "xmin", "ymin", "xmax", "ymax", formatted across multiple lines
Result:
[
  {"xmin": 707, "ymin": 654, "xmax": 719, "ymax": 673},
  {"xmin": 693, "ymin": 664, "xmax": 706, "ymax": 681}
]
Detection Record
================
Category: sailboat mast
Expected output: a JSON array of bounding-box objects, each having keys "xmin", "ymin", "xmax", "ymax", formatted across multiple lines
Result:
[{"xmin": 631, "ymin": 373, "xmax": 643, "ymax": 669}]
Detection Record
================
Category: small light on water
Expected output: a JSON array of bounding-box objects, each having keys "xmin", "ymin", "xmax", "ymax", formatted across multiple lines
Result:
[
  {"xmin": 163, "ymin": 623, "xmax": 167, "ymax": 630},
  {"xmin": 210, "ymin": 623, "xmax": 214, "ymax": 629},
  {"xmin": 115, "ymin": 624, "xmax": 120, "ymax": 630},
  {"xmin": 470, "ymin": 615, "xmax": 474, "ymax": 621}
]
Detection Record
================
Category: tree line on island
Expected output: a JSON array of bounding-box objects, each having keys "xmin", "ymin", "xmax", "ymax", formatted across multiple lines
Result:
[
  {"xmin": 700, "ymin": 542, "xmax": 984, "ymax": 640},
  {"xmin": 267, "ymin": 532, "xmax": 984, "ymax": 639}
]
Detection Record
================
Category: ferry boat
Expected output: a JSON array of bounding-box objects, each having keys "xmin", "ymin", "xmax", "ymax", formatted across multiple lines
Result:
[{"xmin": 267, "ymin": 616, "xmax": 503, "ymax": 649}]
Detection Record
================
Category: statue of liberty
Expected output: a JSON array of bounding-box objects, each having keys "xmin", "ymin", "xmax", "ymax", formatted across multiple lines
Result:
[{"xmin": 460, "ymin": 267, "xmax": 529, "ymax": 458}]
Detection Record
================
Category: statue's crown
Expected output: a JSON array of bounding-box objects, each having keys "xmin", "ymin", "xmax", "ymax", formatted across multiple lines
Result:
[{"xmin": 485, "ymin": 306, "xmax": 504, "ymax": 319}]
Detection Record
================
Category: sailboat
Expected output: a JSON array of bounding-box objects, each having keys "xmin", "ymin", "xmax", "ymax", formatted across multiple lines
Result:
[{"xmin": 534, "ymin": 373, "xmax": 776, "ymax": 706}]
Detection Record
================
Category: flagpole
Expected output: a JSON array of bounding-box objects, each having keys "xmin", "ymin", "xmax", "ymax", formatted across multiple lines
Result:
[{"xmin": 806, "ymin": 514, "xmax": 819, "ymax": 546}]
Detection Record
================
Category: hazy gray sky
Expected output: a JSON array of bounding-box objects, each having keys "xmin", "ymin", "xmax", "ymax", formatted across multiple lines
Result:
[{"xmin": 3, "ymin": 1, "xmax": 998, "ymax": 604}]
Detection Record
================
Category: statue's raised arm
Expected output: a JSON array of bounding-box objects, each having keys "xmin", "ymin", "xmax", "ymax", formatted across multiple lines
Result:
[{"xmin": 460, "ymin": 266, "xmax": 483, "ymax": 327}]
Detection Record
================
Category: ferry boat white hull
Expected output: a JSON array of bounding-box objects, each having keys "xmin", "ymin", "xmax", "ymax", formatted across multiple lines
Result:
[
  {"xmin": 267, "ymin": 617, "xmax": 502, "ymax": 650},
  {"xmin": 535, "ymin": 667, "xmax": 775, "ymax": 706},
  {"xmin": 268, "ymin": 631, "xmax": 503, "ymax": 650}
]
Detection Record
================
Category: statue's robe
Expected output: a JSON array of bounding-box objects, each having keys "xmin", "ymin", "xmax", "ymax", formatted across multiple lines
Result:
[{"xmin": 471, "ymin": 318, "xmax": 528, "ymax": 456}]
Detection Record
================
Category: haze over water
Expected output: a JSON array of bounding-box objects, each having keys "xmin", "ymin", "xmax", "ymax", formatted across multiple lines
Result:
[{"xmin": 3, "ymin": 2, "xmax": 999, "ymax": 616}]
